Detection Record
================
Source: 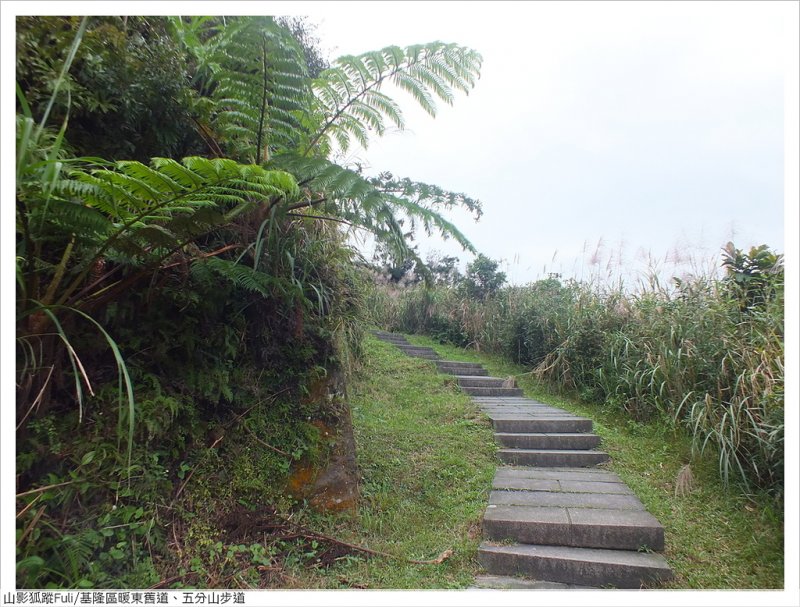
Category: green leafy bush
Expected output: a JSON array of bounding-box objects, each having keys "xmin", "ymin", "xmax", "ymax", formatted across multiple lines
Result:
[{"xmin": 380, "ymin": 246, "xmax": 784, "ymax": 498}]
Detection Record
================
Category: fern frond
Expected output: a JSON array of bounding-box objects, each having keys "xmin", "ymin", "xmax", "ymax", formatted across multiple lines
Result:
[
  {"xmin": 308, "ymin": 42, "xmax": 481, "ymax": 154},
  {"xmin": 271, "ymin": 153, "xmax": 477, "ymax": 260},
  {"xmin": 199, "ymin": 16, "xmax": 311, "ymax": 163},
  {"xmin": 51, "ymin": 157, "xmax": 299, "ymax": 305},
  {"xmin": 196, "ymin": 256, "xmax": 299, "ymax": 300}
]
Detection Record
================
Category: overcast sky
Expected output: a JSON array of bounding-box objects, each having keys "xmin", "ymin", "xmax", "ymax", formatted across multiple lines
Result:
[{"xmin": 305, "ymin": 1, "xmax": 793, "ymax": 286}]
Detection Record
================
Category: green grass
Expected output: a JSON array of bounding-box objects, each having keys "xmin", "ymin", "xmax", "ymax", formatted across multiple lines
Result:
[
  {"xmin": 404, "ymin": 333, "xmax": 784, "ymax": 589},
  {"xmin": 280, "ymin": 334, "xmax": 497, "ymax": 588}
]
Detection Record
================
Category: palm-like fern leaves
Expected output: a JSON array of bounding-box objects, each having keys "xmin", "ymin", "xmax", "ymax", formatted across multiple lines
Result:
[
  {"xmin": 41, "ymin": 156, "xmax": 298, "ymax": 305},
  {"xmin": 272, "ymin": 154, "xmax": 480, "ymax": 259},
  {"xmin": 192, "ymin": 17, "xmax": 311, "ymax": 163},
  {"xmin": 308, "ymin": 42, "xmax": 483, "ymax": 154}
]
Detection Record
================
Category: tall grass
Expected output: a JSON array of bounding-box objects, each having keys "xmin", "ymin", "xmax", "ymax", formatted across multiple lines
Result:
[{"xmin": 375, "ymin": 262, "xmax": 784, "ymax": 498}]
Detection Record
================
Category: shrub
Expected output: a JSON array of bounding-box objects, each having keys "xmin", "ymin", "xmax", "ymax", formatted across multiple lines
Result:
[{"xmin": 379, "ymin": 245, "xmax": 784, "ymax": 498}]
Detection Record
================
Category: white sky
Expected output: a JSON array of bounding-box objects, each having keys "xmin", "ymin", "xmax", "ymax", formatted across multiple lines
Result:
[
  {"xmin": 1, "ymin": 2, "xmax": 798, "ymax": 603},
  {"xmin": 302, "ymin": 1, "xmax": 795, "ymax": 286}
]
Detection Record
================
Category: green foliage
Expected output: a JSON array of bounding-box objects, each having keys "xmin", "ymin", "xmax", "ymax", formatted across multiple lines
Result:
[
  {"xmin": 200, "ymin": 16, "xmax": 310, "ymax": 162},
  {"xmin": 426, "ymin": 252, "xmax": 463, "ymax": 287},
  {"xmin": 379, "ymin": 245, "xmax": 784, "ymax": 497},
  {"xmin": 721, "ymin": 242, "xmax": 783, "ymax": 311},
  {"xmin": 461, "ymin": 254, "xmax": 506, "ymax": 300},
  {"xmin": 277, "ymin": 17, "xmax": 330, "ymax": 78},
  {"xmin": 16, "ymin": 14, "xmax": 484, "ymax": 588},
  {"xmin": 16, "ymin": 16, "xmax": 202, "ymax": 161},
  {"xmin": 278, "ymin": 335, "xmax": 495, "ymax": 588}
]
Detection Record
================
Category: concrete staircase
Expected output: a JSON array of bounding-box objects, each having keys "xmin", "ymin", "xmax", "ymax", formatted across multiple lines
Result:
[
  {"xmin": 372, "ymin": 331, "xmax": 441, "ymax": 360},
  {"xmin": 373, "ymin": 331, "xmax": 673, "ymax": 589}
]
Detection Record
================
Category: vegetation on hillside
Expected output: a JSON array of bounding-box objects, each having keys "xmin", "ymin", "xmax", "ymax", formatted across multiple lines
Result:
[
  {"xmin": 14, "ymin": 13, "xmax": 783, "ymax": 591},
  {"xmin": 15, "ymin": 15, "xmax": 483, "ymax": 588},
  {"xmin": 373, "ymin": 245, "xmax": 784, "ymax": 501},
  {"xmin": 399, "ymin": 335, "xmax": 783, "ymax": 589}
]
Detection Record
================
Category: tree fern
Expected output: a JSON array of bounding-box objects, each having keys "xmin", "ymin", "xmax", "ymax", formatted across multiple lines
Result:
[
  {"xmin": 180, "ymin": 16, "xmax": 311, "ymax": 163},
  {"xmin": 20, "ymin": 156, "xmax": 299, "ymax": 309},
  {"xmin": 271, "ymin": 153, "xmax": 480, "ymax": 260},
  {"xmin": 307, "ymin": 42, "xmax": 482, "ymax": 154}
]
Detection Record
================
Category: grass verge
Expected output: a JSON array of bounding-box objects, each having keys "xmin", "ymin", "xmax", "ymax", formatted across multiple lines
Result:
[
  {"xmin": 279, "ymin": 334, "xmax": 497, "ymax": 588},
  {"xmin": 404, "ymin": 333, "xmax": 784, "ymax": 589}
]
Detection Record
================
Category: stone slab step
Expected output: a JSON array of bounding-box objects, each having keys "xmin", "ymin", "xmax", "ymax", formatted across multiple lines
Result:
[
  {"xmin": 498, "ymin": 449, "xmax": 609, "ymax": 467},
  {"xmin": 395, "ymin": 344, "xmax": 436, "ymax": 352},
  {"xmin": 401, "ymin": 351, "xmax": 440, "ymax": 360},
  {"xmin": 489, "ymin": 489, "xmax": 645, "ymax": 510},
  {"xmin": 480, "ymin": 406, "xmax": 572, "ymax": 414},
  {"xmin": 471, "ymin": 574, "xmax": 593, "ymax": 589},
  {"xmin": 472, "ymin": 404, "xmax": 556, "ymax": 408},
  {"xmin": 457, "ymin": 376, "xmax": 508, "ymax": 388},
  {"xmin": 473, "ymin": 396, "xmax": 546, "ymax": 403},
  {"xmin": 483, "ymin": 504, "xmax": 664, "ymax": 550},
  {"xmin": 493, "ymin": 466, "xmax": 622, "ymax": 483},
  {"xmin": 437, "ymin": 365, "xmax": 489, "ymax": 376},
  {"xmin": 495, "ymin": 432, "xmax": 601, "ymax": 450},
  {"xmin": 478, "ymin": 543, "xmax": 673, "ymax": 589},
  {"xmin": 372, "ymin": 332, "xmax": 407, "ymax": 340},
  {"xmin": 464, "ymin": 386, "xmax": 525, "ymax": 397},
  {"xmin": 492, "ymin": 476, "xmax": 635, "ymax": 496},
  {"xmin": 489, "ymin": 417, "xmax": 593, "ymax": 433},
  {"xmin": 436, "ymin": 360, "xmax": 485, "ymax": 369}
]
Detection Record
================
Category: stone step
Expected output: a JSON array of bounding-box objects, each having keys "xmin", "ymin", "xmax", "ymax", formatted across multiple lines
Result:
[
  {"xmin": 498, "ymin": 449, "xmax": 610, "ymax": 467},
  {"xmin": 463, "ymin": 386, "xmax": 525, "ymax": 397},
  {"xmin": 372, "ymin": 331, "xmax": 405, "ymax": 339},
  {"xmin": 471, "ymin": 574, "xmax": 593, "ymax": 589},
  {"xmin": 493, "ymin": 466, "xmax": 623, "ymax": 483},
  {"xmin": 398, "ymin": 350, "xmax": 440, "ymax": 359},
  {"xmin": 494, "ymin": 477, "xmax": 634, "ymax": 495},
  {"xmin": 483, "ymin": 504, "xmax": 664, "ymax": 551},
  {"xmin": 457, "ymin": 376, "xmax": 507, "ymax": 388},
  {"xmin": 396, "ymin": 346, "xmax": 438, "ymax": 355},
  {"xmin": 480, "ymin": 407, "xmax": 572, "ymax": 416},
  {"xmin": 436, "ymin": 360, "xmax": 484, "ymax": 370},
  {"xmin": 489, "ymin": 489, "xmax": 645, "ymax": 510},
  {"xmin": 478, "ymin": 543, "xmax": 673, "ymax": 589},
  {"xmin": 489, "ymin": 417, "xmax": 593, "ymax": 434},
  {"xmin": 436, "ymin": 364, "xmax": 489, "ymax": 376},
  {"xmin": 494, "ymin": 432, "xmax": 601, "ymax": 450}
]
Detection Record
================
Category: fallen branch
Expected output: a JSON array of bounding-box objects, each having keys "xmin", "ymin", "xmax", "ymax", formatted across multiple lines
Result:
[
  {"xmin": 240, "ymin": 424, "xmax": 291, "ymax": 457},
  {"xmin": 16, "ymin": 479, "xmax": 78, "ymax": 499},
  {"xmin": 148, "ymin": 572, "xmax": 198, "ymax": 590},
  {"xmin": 16, "ymin": 494, "xmax": 42, "ymax": 519},
  {"xmin": 17, "ymin": 506, "xmax": 46, "ymax": 547},
  {"xmin": 276, "ymin": 513, "xmax": 453, "ymax": 566}
]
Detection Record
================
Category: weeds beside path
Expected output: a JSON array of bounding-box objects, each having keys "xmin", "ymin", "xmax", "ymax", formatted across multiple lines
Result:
[
  {"xmin": 284, "ymin": 335, "xmax": 496, "ymax": 588},
  {"xmin": 286, "ymin": 333, "xmax": 782, "ymax": 589},
  {"xmin": 405, "ymin": 334, "xmax": 784, "ymax": 589}
]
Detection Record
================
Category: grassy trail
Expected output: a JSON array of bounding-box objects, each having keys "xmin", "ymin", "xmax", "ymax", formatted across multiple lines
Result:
[
  {"xmin": 289, "ymin": 333, "xmax": 782, "ymax": 589},
  {"xmin": 404, "ymin": 334, "xmax": 784, "ymax": 589},
  {"xmin": 285, "ymin": 334, "xmax": 497, "ymax": 588}
]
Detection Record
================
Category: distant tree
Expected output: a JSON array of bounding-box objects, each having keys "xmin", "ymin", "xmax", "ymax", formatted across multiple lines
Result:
[
  {"xmin": 721, "ymin": 242, "xmax": 783, "ymax": 310},
  {"xmin": 371, "ymin": 246, "xmax": 422, "ymax": 286},
  {"xmin": 462, "ymin": 254, "xmax": 506, "ymax": 300},
  {"xmin": 426, "ymin": 252, "xmax": 462, "ymax": 286}
]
